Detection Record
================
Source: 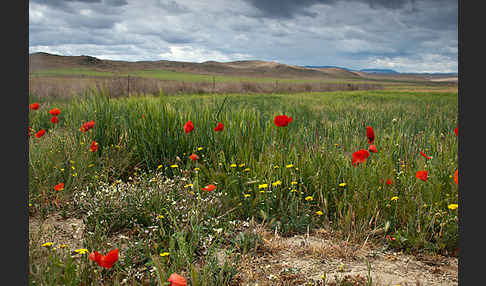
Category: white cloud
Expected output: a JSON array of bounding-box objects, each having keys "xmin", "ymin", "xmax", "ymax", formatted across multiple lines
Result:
[
  {"xmin": 28, "ymin": 0, "xmax": 458, "ymax": 73},
  {"xmin": 158, "ymin": 46, "xmax": 252, "ymax": 62},
  {"xmin": 369, "ymin": 54, "xmax": 457, "ymax": 73}
]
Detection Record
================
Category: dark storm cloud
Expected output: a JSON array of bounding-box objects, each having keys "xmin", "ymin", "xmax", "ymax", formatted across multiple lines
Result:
[
  {"xmin": 156, "ymin": 0, "xmax": 190, "ymax": 14},
  {"xmin": 29, "ymin": 0, "xmax": 458, "ymax": 73},
  {"xmin": 104, "ymin": 0, "xmax": 128, "ymax": 6},
  {"xmin": 30, "ymin": 0, "xmax": 128, "ymax": 6},
  {"xmin": 242, "ymin": 0, "xmax": 455, "ymax": 20},
  {"xmin": 30, "ymin": 0, "xmax": 128, "ymax": 15}
]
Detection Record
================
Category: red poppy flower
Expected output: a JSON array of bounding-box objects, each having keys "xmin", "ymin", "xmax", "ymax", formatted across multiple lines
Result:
[
  {"xmin": 168, "ymin": 273, "xmax": 187, "ymax": 286},
  {"xmin": 189, "ymin": 153, "xmax": 199, "ymax": 161},
  {"xmin": 214, "ymin": 122, "xmax": 224, "ymax": 132},
  {"xmin": 184, "ymin": 120, "xmax": 194, "ymax": 133},
  {"xmin": 351, "ymin": 149, "xmax": 370, "ymax": 166},
  {"xmin": 89, "ymin": 251, "xmax": 102, "ymax": 263},
  {"xmin": 89, "ymin": 141, "xmax": 99, "ymax": 152},
  {"xmin": 30, "ymin": 102, "xmax": 40, "ymax": 110},
  {"xmin": 454, "ymin": 127, "xmax": 458, "ymax": 136},
  {"xmin": 368, "ymin": 144, "xmax": 378, "ymax": 153},
  {"xmin": 54, "ymin": 182, "xmax": 64, "ymax": 191},
  {"xmin": 454, "ymin": 169, "xmax": 458, "ymax": 185},
  {"xmin": 385, "ymin": 235, "xmax": 396, "ymax": 241},
  {"xmin": 420, "ymin": 151, "xmax": 432, "ymax": 159},
  {"xmin": 274, "ymin": 115, "xmax": 293, "ymax": 127},
  {"xmin": 416, "ymin": 170, "xmax": 428, "ymax": 182},
  {"xmin": 49, "ymin": 108, "xmax": 61, "ymax": 116},
  {"xmin": 202, "ymin": 184, "xmax": 217, "ymax": 192},
  {"xmin": 50, "ymin": 116, "xmax": 59, "ymax": 124},
  {"xmin": 35, "ymin": 129, "xmax": 46, "ymax": 138},
  {"xmin": 366, "ymin": 126, "xmax": 375, "ymax": 144},
  {"xmin": 386, "ymin": 179, "xmax": 393, "ymax": 185},
  {"xmin": 80, "ymin": 120, "xmax": 95, "ymax": 132},
  {"xmin": 89, "ymin": 248, "xmax": 119, "ymax": 269},
  {"xmin": 28, "ymin": 127, "xmax": 33, "ymax": 137}
]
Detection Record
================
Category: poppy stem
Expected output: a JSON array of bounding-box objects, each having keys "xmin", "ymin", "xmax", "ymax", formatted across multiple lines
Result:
[{"xmin": 215, "ymin": 96, "xmax": 229, "ymax": 122}]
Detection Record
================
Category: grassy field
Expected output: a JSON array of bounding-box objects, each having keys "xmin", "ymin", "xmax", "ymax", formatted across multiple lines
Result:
[
  {"xmin": 28, "ymin": 88, "xmax": 458, "ymax": 285},
  {"xmin": 30, "ymin": 67, "xmax": 322, "ymax": 83},
  {"xmin": 30, "ymin": 67, "xmax": 435, "ymax": 86}
]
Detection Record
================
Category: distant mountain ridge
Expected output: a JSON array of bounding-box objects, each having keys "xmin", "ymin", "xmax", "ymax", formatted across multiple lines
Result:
[
  {"xmin": 359, "ymin": 68, "xmax": 399, "ymax": 74},
  {"xmin": 304, "ymin": 65, "xmax": 457, "ymax": 76}
]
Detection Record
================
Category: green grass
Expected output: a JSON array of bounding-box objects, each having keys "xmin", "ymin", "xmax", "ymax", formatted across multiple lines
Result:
[
  {"xmin": 29, "ymin": 89, "xmax": 458, "ymax": 285},
  {"xmin": 124, "ymin": 69, "xmax": 353, "ymax": 84},
  {"xmin": 30, "ymin": 67, "xmax": 402, "ymax": 86},
  {"xmin": 30, "ymin": 68, "xmax": 115, "ymax": 77}
]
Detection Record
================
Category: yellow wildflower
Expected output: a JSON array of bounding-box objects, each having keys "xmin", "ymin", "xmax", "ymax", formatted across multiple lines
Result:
[
  {"xmin": 160, "ymin": 252, "xmax": 170, "ymax": 257},
  {"xmin": 289, "ymin": 189, "xmax": 297, "ymax": 193},
  {"xmin": 243, "ymin": 168, "xmax": 250, "ymax": 172},
  {"xmin": 197, "ymin": 147, "xmax": 203, "ymax": 151},
  {"xmin": 391, "ymin": 196, "xmax": 399, "ymax": 201},
  {"xmin": 339, "ymin": 183, "xmax": 347, "ymax": 187},
  {"xmin": 272, "ymin": 180, "xmax": 282, "ymax": 187},
  {"xmin": 274, "ymin": 165, "xmax": 279, "ymax": 169},
  {"xmin": 305, "ymin": 196, "xmax": 313, "ymax": 201},
  {"xmin": 72, "ymin": 173, "xmax": 78, "ymax": 177},
  {"xmin": 230, "ymin": 164, "xmax": 237, "ymax": 168},
  {"xmin": 244, "ymin": 194, "xmax": 251, "ymax": 198},
  {"xmin": 258, "ymin": 184, "xmax": 268, "ymax": 189},
  {"xmin": 448, "ymin": 204, "xmax": 458, "ymax": 210},
  {"xmin": 291, "ymin": 181, "xmax": 298, "ymax": 185},
  {"xmin": 156, "ymin": 215, "xmax": 164, "ymax": 219},
  {"xmin": 184, "ymin": 184, "xmax": 193, "ymax": 188},
  {"xmin": 59, "ymin": 244, "xmax": 68, "ymax": 248},
  {"xmin": 315, "ymin": 210, "xmax": 324, "ymax": 216},
  {"xmin": 338, "ymin": 263, "xmax": 344, "ymax": 272},
  {"xmin": 239, "ymin": 163, "xmax": 246, "ymax": 167},
  {"xmin": 194, "ymin": 167, "xmax": 200, "ymax": 171},
  {"xmin": 157, "ymin": 165, "xmax": 163, "ymax": 169},
  {"xmin": 286, "ymin": 164, "xmax": 294, "ymax": 168},
  {"xmin": 41, "ymin": 242, "xmax": 54, "ymax": 247},
  {"xmin": 74, "ymin": 248, "xmax": 89, "ymax": 254}
]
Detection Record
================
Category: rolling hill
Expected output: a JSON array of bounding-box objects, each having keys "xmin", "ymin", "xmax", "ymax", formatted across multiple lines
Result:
[{"xmin": 29, "ymin": 52, "xmax": 458, "ymax": 84}]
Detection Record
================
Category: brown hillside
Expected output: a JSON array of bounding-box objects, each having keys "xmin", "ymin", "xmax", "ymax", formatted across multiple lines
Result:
[
  {"xmin": 29, "ymin": 52, "xmax": 361, "ymax": 80},
  {"xmin": 29, "ymin": 52, "xmax": 457, "ymax": 86}
]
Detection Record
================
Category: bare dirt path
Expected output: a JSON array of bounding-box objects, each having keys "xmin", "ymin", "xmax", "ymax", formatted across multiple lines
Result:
[
  {"xmin": 29, "ymin": 214, "xmax": 458, "ymax": 286},
  {"xmin": 235, "ymin": 228, "xmax": 458, "ymax": 286}
]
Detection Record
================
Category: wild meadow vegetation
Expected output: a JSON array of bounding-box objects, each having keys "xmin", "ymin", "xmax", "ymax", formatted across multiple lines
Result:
[{"xmin": 28, "ymin": 86, "xmax": 458, "ymax": 285}]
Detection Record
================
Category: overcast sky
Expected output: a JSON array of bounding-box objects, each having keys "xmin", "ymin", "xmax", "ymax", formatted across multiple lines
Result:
[{"xmin": 29, "ymin": 0, "xmax": 458, "ymax": 73}]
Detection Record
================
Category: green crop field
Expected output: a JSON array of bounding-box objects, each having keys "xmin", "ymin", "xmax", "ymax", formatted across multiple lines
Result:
[
  {"xmin": 30, "ymin": 68, "xmax": 116, "ymax": 77},
  {"xmin": 28, "ymin": 88, "xmax": 458, "ymax": 285},
  {"xmin": 30, "ymin": 67, "xmax": 370, "ymax": 84}
]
